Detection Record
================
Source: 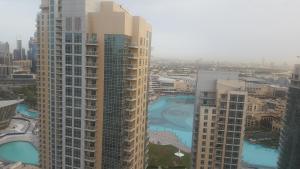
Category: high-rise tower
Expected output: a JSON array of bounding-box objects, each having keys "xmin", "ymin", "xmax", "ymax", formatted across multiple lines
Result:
[
  {"xmin": 192, "ymin": 71, "xmax": 248, "ymax": 169},
  {"xmin": 37, "ymin": 1, "xmax": 151, "ymax": 169},
  {"xmin": 277, "ymin": 64, "xmax": 300, "ymax": 169}
]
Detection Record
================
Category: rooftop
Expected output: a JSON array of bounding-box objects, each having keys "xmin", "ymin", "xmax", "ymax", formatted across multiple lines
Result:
[{"xmin": 0, "ymin": 99, "xmax": 23, "ymax": 108}]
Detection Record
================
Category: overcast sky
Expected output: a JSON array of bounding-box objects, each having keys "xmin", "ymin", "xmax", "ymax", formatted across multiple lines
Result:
[{"xmin": 0, "ymin": 0, "xmax": 300, "ymax": 64}]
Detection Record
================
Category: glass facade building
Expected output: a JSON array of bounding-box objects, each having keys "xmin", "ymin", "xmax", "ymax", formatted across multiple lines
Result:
[{"xmin": 278, "ymin": 64, "xmax": 300, "ymax": 169}]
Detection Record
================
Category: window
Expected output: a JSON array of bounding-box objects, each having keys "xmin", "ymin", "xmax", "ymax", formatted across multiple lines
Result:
[
  {"xmin": 65, "ymin": 147, "xmax": 72, "ymax": 156},
  {"xmin": 66, "ymin": 137, "xmax": 72, "ymax": 146},
  {"xmin": 74, "ymin": 77, "xmax": 81, "ymax": 86},
  {"xmin": 74, "ymin": 88, "xmax": 81, "ymax": 97},
  {"xmin": 74, "ymin": 17, "xmax": 81, "ymax": 31},
  {"xmin": 66, "ymin": 107, "xmax": 72, "ymax": 117},
  {"xmin": 66, "ymin": 97, "xmax": 72, "ymax": 106},
  {"xmin": 66, "ymin": 118, "xmax": 72, "ymax": 127},
  {"xmin": 65, "ymin": 33, "xmax": 72, "ymax": 43},
  {"xmin": 66, "ymin": 87, "xmax": 72, "ymax": 96},
  {"xmin": 74, "ymin": 45, "xmax": 82, "ymax": 54},
  {"xmin": 66, "ymin": 17, "xmax": 72, "ymax": 31},
  {"xmin": 74, "ymin": 119, "xmax": 81, "ymax": 128},
  {"xmin": 74, "ymin": 98, "xmax": 81, "ymax": 107},
  {"xmin": 74, "ymin": 109, "xmax": 81, "ymax": 118},
  {"xmin": 74, "ymin": 67, "xmax": 81, "ymax": 76},
  {"xmin": 66, "ymin": 76, "xmax": 72, "ymax": 85},
  {"xmin": 66, "ymin": 128, "xmax": 72, "ymax": 136},
  {"xmin": 74, "ymin": 149, "xmax": 80, "ymax": 158},
  {"xmin": 74, "ymin": 55, "xmax": 81, "ymax": 65},
  {"xmin": 66, "ymin": 55, "xmax": 72, "ymax": 64},
  {"xmin": 74, "ymin": 33, "xmax": 82, "ymax": 43},
  {"xmin": 74, "ymin": 139, "xmax": 81, "ymax": 148},
  {"xmin": 65, "ymin": 44, "xmax": 72, "ymax": 54},
  {"xmin": 66, "ymin": 66, "xmax": 72, "ymax": 75},
  {"xmin": 74, "ymin": 129, "xmax": 81, "ymax": 138}
]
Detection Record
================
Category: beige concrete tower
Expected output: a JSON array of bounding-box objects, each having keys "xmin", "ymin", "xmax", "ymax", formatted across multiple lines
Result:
[
  {"xmin": 37, "ymin": 1, "xmax": 151, "ymax": 169},
  {"xmin": 192, "ymin": 71, "xmax": 248, "ymax": 169}
]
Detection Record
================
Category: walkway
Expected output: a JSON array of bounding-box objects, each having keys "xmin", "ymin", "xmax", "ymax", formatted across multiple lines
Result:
[{"xmin": 149, "ymin": 131, "xmax": 191, "ymax": 153}]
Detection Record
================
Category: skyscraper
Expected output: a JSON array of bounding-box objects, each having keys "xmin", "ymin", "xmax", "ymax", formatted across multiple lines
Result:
[
  {"xmin": 0, "ymin": 42, "xmax": 11, "ymax": 65},
  {"xmin": 13, "ymin": 40, "xmax": 26, "ymax": 60},
  {"xmin": 277, "ymin": 64, "xmax": 300, "ymax": 169},
  {"xmin": 36, "ymin": 1, "xmax": 151, "ymax": 169},
  {"xmin": 192, "ymin": 71, "xmax": 248, "ymax": 169},
  {"xmin": 27, "ymin": 37, "xmax": 37, "ymax": 73}
]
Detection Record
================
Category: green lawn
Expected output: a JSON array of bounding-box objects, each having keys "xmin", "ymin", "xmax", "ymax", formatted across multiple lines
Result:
[{"xmin": 148, "ymin": 144, "xmax": 191, "ymax": 169}]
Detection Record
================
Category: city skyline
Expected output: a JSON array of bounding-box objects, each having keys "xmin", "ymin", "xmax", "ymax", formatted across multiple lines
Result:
[{"xmin": 1, "ymin": 0, "xmax": 300, "ymax": 64}]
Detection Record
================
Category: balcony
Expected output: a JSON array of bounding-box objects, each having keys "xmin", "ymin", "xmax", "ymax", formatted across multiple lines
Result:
[
  {"xmin": 86, "ymin": 73, "xmax": 97, "ymax": 79},
  {"xmin": 86, "ymin": 40, "xmax": 98, "ymax": 46},
  {"xmin": 128, "ymin": 43, "xmax": 138, "ymax": 49},
  {"xmin": 126, "ymin": 75, "xmax": 137, "ymax": 81},
  {"xmin": 86, "ymin": 84, "xmax": 97, "ymax": 89},
  {"xmin": 84, "ymin": 155, "xmax": 96, "ymax": 162},
  {"xmin": 85, "ymin": 144, "xmax": 96, "ymax": 151},
  {"xmin": 86, "ymin": 51, "xmax": 98, "ymax": 56},
  {"xmin": 124, "ymin": 143, "xmax": 134, "ymax": 153},
  {"xmin": 85, "ymin": 124, "xmax": 96, "ymax": 131},
  {"xmin": 86, "ymin": 62, "xmax": 97, "ymax": 67},
  {"xmin": 86, "ymin": 105, "xmax": 96, "ymax": 110},
  {"xmin": 127, "ymin": 65, "xmax": 138, "ymax": 70},
  {"xmin": 126, "ymin": 86, "xmax": 137, "ymax": 91},
  {"xmin": 128, "ymin": 55, "xmax": 138, "ymax": 59},
  {"xmin": 126, "ymin": 96, "xmax": 136, "ymax": 102},
  {"xmin": 86, "ymin": 95, "xmax": 97, "ymax": 100},
  {"xmin": 125, "ymin": 107, "xmax": 136, "ymax": 112},
  {"xmin": 123, "ymin": 153, "xmax": 134, "ymax": 162}
]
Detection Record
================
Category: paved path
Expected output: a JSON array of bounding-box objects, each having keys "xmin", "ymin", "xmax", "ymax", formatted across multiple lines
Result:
[{"xmin": 149, "ymin": 131, "xmax": 191, "ymax": 153}]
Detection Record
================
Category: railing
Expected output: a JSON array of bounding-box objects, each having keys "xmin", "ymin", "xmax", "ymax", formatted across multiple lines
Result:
[
  {"xmin": 86, "ymin": 84, "xmax": 97, "ymax": 89},
  {"xmin": 86, "ymin": 73, "xmax": 97, "ymax": 78},
  {"xmin": 86, "ymin": 51, "xmax": 97, "ymax": 56},
  {"xmin": 86, "ymin": 62, "xmax": 97, "ymax": 67}
]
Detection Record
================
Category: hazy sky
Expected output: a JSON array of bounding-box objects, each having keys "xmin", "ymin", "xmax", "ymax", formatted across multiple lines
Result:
[{"xmin": 1, "ymin": 0, "xmax": 300, "ymax": 64}]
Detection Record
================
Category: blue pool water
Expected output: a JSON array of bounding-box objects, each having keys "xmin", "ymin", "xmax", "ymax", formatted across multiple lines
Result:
[
  {"xmin": 16, "ymin": 104, "xmax": 38, "ymax": 119},
  {"xmin": 148, "ymin": 95, "xmax": 279, "ymax": 168},
  {"xmin": 0, "ymin": 141, "xmax": 39, "ymax": 165}
]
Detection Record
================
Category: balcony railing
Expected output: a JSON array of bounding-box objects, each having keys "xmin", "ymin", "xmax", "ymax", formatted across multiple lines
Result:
[
  {"xmin": 86, "ymin": 51, "xmax": 98, "ymax": 56},
  {"xmin": 86, "ymin": 73, "xmax": 97, "ymax": 79}
]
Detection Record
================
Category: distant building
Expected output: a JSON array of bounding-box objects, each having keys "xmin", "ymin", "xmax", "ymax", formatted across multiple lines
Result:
[
  {"xmin": 278, "ymin": 64, "xmax": 300, "ymax": 169},
  {"xmin": 12, "ymin": 60, "xmax": 32, "ymax": 74},
  {"xmin": 0, "ymin": 42, "xmax": 11, "ymax": 65},
  {"xmin": 27, "ymin": 37, "xmax": 37, "ymax": 73},
  {"xmin": 0, "ymin": 99, "xmax": 23, "ymax": 129},
  {"xmin": 13, "ymin": 40, "xmax": 26, "ymax": 60},
  {"xmin": 192, "ymin": 71, "xmax": 248, "ymax": 169}
]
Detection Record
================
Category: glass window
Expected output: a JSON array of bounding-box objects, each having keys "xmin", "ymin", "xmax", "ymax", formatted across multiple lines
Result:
[
  {"xmin": 66, "ymin": 118, "xmax": 72, "ymax": 127},
  {"xmin": 74, "ymin": 98, "xmax": 81, "ymax": 107},
  {"xmin": 66, "ymin": 107, "xmax": 72, "ymax": 117},
  {"xmin": 66, "ymin": 97, "xmax": 72, "ymax": 106},
  {"xmin": 66, "ymin": 76, "xmax": 72, "ymax": 85},
  {"xmin": 66, "ymin": 55, "xmax": 72, "ymax": 64},
  {"xmin": 65, "ymin": 33, "xmax": 72, "ymax": 43},
  {"xmin": 74, "ymin": 129, "xmax": 81, "ymax": 138},
  {"xmin": 74, "ymin": 77, "xmax": 81, "ymax": 86},
  {"xmin": 66, "ymin": 128, "xmax": 72, "ymax": 137},
  {"xmin": 65, "ymin": 147, "xmax": 72, "ymax": 156},
  {"xmin": 74, "ymin": 88, "xmax": 81, "ymax": 97},
  {"xmin": 73, "ymin": 149, "xmax": 80, "ymax": 158},
  {"xmin": 74, "ymin": 67, "xmax": 81, "ymax": 76},
  {"xmin": 66, "ymin": 87, "xmax": 72, "ymax": 96},
  {"xmin": 74, "ymin": 109, "xmax": 81, "ymax": 118},
  {"xmin": 74, "ymin": 139, "xmax": 81, "ymax": 148},
  {"xmin": 74, "ymin": 119, "xmax": 81, "ymax": 128},
  {"xmin": 66, "ymin": 66, "xmax": 72, "ymax": 75},
  {"xmin": 74, "ymin": 45, "xmax": 82, "ymax": 54},
  {"xmin": 74, "ymin": 33, "xmax": 82, "ymax": 43},
  {"xmin": 74, "ymin": 55, "xmax": 81, "ymax": 65},
  {"xmin": 66, "ymin": 17, "xmax": 72, "ymax": 31},
  {"xmin": 65, "ymin": 44, "xmax": 72, "ymax": 54}
]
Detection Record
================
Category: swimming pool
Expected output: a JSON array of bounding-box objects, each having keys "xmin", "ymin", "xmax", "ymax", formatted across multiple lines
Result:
[
  {"xmin": 16, "ymin": 104, "xmax": 38, "ymax": 119},
  {"xmin": 148, "ymin": 95, "xmax": 279, "ymax": 168},
  {"xmin": 0, "ymin": 141, "xmax": 39, "ymax": 165}
]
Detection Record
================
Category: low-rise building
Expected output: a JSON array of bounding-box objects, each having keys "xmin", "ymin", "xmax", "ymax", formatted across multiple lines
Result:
[{"xmin": 0, "ymin": 99, "xmax": 23, "ymax": 129}]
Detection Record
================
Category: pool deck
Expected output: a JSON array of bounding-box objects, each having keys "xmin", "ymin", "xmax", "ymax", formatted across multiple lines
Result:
[
  {"xmin": 149, "ymin": 131, "xmax": 191, "ymax": 153},
  {"xmin": 0, "ymin": 116, "xmax": 38, "ymax": 148}
]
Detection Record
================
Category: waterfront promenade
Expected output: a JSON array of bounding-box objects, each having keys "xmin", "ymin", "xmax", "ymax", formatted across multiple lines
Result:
[{"xmin": 149, "ymin": 131, "xmax": 191, "ymax": 153}]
